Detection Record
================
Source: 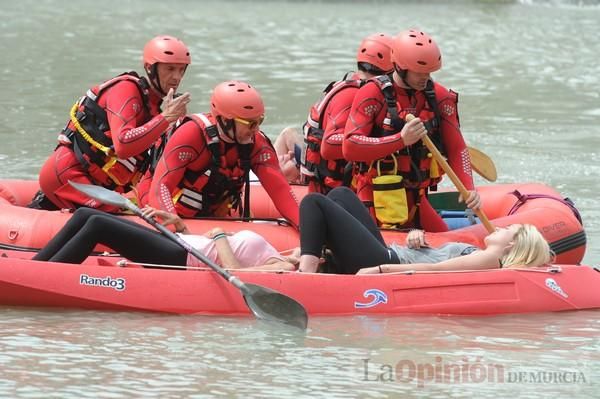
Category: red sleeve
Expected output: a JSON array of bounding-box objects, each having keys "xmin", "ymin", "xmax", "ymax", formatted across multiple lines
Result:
[
  {"xmin": 435, "ymin": 84, "xmax": 474, "ymax": 190},
  {"xmin": 102, "ymin": 81, "xmax": 170, "ymax": 159},
  {"xmin": 148, "ymin": 121, "xmax": 210, "ymax": 213},
  {"xmin": 251, "ymin": 133, "xmax": 300, "ymax": 228},
  {"xmin": 342, "ymin": 82, "xmax": 407, "ymax": 162},
  {"xmin": 320, "ymin": 87, "xmax": 357, "ymax": 160}
]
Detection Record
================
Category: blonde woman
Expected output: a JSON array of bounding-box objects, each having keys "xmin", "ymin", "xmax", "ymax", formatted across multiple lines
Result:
[
  {"xmin": 298, "ymin": 187, "xmax": 552, "ymax": 274},
  {"xmin": 357, "ymin": 224, "xmax": 553, "ymax": 274}
]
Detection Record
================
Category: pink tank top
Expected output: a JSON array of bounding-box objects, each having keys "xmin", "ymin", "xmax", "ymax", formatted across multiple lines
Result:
[{"xmin": 179, "ymin": 230, "xmax": 284, "ymax": 269}]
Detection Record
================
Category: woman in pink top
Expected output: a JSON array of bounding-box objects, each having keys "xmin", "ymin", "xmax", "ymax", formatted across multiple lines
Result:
[{"xmin": 33, "ymin": 207, "xmax": 297, "ymax": 271}]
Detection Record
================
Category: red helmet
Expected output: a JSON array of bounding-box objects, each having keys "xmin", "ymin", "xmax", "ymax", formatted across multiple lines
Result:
[
  {"xmin": 143, "ymin": 35, "xmax": 191, "ymax": 66},
  {"xmin": 210, "ymin": 81, "xmax": 265, "ymax": 120},
  {"xmin": 391, "ymin": 30, "xmax": 441, "ymax": 73},
  {"xmin": 356, "ymin": 33, "xmax": 394, "ymax": 73}
]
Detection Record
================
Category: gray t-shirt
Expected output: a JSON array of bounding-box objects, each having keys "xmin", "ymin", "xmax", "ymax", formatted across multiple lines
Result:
[{"xmin": 389, "ymin": 242, "xmax": 479, "ymax": 264}]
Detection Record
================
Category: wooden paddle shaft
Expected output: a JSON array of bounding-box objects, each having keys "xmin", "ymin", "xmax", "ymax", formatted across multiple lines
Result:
[{"xmin": 406, "ymin": 115, "xmax": 495, "ymax": 233}]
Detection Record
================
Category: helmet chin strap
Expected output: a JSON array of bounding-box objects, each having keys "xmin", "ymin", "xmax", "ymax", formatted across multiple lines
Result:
[
  {"xmin": 216, "ymin": 117, "xmax": 237, "ymax": 144},
  {"xmin": 147, "ymin": 64, "xmax": 167, "ymax": 96},
  {"xmin": 394, "ymin": 65, "xmax": 418, "ymax": 91}
]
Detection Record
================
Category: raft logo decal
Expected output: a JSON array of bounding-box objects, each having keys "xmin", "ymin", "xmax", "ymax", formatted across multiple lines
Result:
[
  {"xmin": 80, "ymin": 274, "xmax": 126, "ymax": 291},
  {"xmin": 545, "ymin": 278, "xmax": 568, "ymax": 298},
  {"xmin": 354, "ymin": 289, "xmax": 388, "ymax": 308}
]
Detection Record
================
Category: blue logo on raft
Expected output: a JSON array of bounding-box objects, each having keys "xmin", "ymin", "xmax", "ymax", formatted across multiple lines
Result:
[
  {"xmin": 545, "ymin": 278, "xmax": 568, "ymax": 298},
  {"xmin": 80, "ymin": 274, "xmax": 126, "ymax": 291},
  {"xmin": 354, "ymin": 289, "xmax": 388, "ymax": 308}
]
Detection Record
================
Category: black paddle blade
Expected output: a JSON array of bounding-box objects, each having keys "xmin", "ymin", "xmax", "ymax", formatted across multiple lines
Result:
[
  {"xmin": 242, "ymin": 283, "xmax": 308, "ymax": 330},
  {"xmin": 68, "ymin": 181, "xmax": 131, "ymax": 209},
  {"xmin": 69, "ymin": 181, "xmax": 309, "ymax": 329}
]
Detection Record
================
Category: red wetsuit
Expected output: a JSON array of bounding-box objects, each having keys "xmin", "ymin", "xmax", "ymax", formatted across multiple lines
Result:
[
  {"xmin": 38, "ymin": 75, "xmax": 168, "ymax": 212},
  {"xmin": 320, "ymin": 84, "xmax": 360, "ymax": 161},
  {"xmin": 141, "ymin": 114, "xmax": 300, "ymax": 228},
  {"xmin": 343, "ymin": 79, "xmax": 473, "ymax": 232},
  {"xmin": 303, "ymin": 74, "xmax": 362, "ymax": 193}
]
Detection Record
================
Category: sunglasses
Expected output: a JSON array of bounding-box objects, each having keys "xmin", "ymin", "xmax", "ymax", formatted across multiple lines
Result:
[{"xmin": 234, "ymin": 115, "xmax": 265, "ymax": 130}]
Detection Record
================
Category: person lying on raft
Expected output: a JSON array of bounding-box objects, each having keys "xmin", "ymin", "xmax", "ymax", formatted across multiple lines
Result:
[
  {"xmin": 297, "ymin": 187, "xmax": 553, "ymax": 274},
  {"xmin": 32, "ymin": 208, "xmax": 298, "ymax": 271}
]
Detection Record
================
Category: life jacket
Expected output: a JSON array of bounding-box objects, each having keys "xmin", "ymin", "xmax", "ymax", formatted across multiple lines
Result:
[
  {"xmin": 366, "ymin": 77, "xmax": 446, "ymax": 191},
  {"xmin": 353, "ymin": 77, "xmax": 452, "ymax": 228},
  {"xmin": 301, "ymin": 76, "xmax": 364, "ymax": 193},
  {"xmin": 60, "ymin": 71, "xmax": 153, "ymax": 192},
  {"xmin": 170, "ymin": 113, "xmax": 252, "ymax": 218}
]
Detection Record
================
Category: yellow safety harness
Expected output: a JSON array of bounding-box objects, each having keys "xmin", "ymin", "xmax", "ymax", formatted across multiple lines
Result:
[
  {"xmin": 69, "ymin": 102, "xmax": 112, "ymax": 155},
  {"xmin": 69, "ymin": 102, "xmax": 140, "ymax": 187}
]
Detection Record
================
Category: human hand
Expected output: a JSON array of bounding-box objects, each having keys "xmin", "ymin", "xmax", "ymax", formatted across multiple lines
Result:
[
  {"xmin": 141, "ymin": 205, "xmax": 159, "ymax": 219},
  {"xmin": 204, "ymin": 227, "xmax": 225, "ymax": 239},
  {"xmin": 162, "ymin": 88, "xmax": 191, "ymax": 123},
  {"xmin": 406, "ymin": 229, "xmax": 428, "ymax": 249},
  {"xmin": 141, "ymin": 206, "xmax": 183, "ymax": 229},
  {"xmin": 400, "ymin": 116, "xmax": 428, "ymax": 146},
  {"xmin": 459, "ymin": 190, "xmax": 482, "ymax": 210},
  {"xmin": 356, "ymin": 266, "xmax": 380, "ymax": 275},
  {"xmin": 278, "ymin": 151, "xmax": 301, "ymax": 182}
]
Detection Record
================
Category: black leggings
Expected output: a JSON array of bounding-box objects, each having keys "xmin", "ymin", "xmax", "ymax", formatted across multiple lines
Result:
[
  {"xmin": 300, "ymin": 187, "xmax": 397, "ymax": 274},
  {"xmin": 33, "ymin": 208, "xmax": 188, "ymax": 266}
]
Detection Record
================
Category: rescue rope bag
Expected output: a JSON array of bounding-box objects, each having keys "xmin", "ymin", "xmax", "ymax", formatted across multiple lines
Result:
[{"xmin": 371, "ymin": 154, "xmax": 409, "ymax": 227}]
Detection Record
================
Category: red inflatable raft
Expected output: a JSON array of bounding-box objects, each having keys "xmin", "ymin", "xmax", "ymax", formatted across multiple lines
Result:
[
  {"xmin": 0, "ymin": 248, "xmax": 599, "ymax": 316},
  {"xmin": 0, "ymin": 179, "xmax": 596, "ymax": 317}
]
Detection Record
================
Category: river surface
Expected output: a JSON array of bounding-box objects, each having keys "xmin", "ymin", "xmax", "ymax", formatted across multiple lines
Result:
[{"xmin": 0, "ymin": 0, "xmax": 599, "ymax": 397}]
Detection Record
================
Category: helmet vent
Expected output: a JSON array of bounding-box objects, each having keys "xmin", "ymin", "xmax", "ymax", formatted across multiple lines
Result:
[
  {"xmin": 243, "ymin": 106, "xmax": 254, "ymax": 110},
  {"xmin": 377, "ymin": 52, "xmax": 383, "ymax": 59},
  {"xmin": 164, "ymin": 51, "xmax": 174, "ymax": 55}
]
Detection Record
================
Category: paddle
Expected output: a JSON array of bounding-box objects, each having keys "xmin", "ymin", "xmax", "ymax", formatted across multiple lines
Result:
[
  {"xmin": 406, "ymin": 115, "xmax": 495, "ymax": 233},
  {"xmin": 68, "ymin": 181, "xmax": 308, "ymax": 330},
  {"xmin": 467, "ymin": 146, "xmax": 497, "ymax": 182}
]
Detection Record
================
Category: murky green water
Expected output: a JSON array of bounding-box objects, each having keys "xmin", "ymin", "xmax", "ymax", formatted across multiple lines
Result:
[{"xmin": 1, "ymin": 0, "xmax": 599, "ymax": 397}]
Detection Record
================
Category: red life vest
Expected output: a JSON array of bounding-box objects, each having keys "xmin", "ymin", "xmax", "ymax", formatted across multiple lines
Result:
[
  {"xmin": 61, "ymin": 71, "xmax": 153, "ymax": 191},
  {"xmin": 301, "ymin": 77, "xmax": 364, "ymax": 193},
  {"xmin": 169, "ymin": 113, "xmax": 251, "ymax": 218},
  {"xmin": 366, "ymin": 77, "xmax": 447, "ymax": 190}
]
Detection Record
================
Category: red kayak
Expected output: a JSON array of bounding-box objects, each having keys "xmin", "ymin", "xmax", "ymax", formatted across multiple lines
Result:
[{"xmin": 1, "ymin": 249, "xmax": 599, "ymax": 316}]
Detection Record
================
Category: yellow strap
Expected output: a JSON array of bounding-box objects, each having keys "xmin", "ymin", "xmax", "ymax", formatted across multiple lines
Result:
[
  {"xmin": 369, "ymin": 154, "xmax": 398, "ymax": 176},
  {"xmin": 70, "ymin": 102, "xmax": 144, "ymax": 188},
  {"xmin": 69, "ymin": 102, "xmax": 112, "ymax": 155},
  {"xmin": 172, "ymin": 188, "xmax": 183, "ymax": 204},
  {"xmin": 101, "ymin": 157, "xmax": 137, "ymax": 187}
]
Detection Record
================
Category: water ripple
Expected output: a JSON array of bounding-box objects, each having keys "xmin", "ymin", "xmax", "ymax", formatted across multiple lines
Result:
[{"xmin": 1, "ymin": 0, "xmax": 600, "ymax": 397}]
